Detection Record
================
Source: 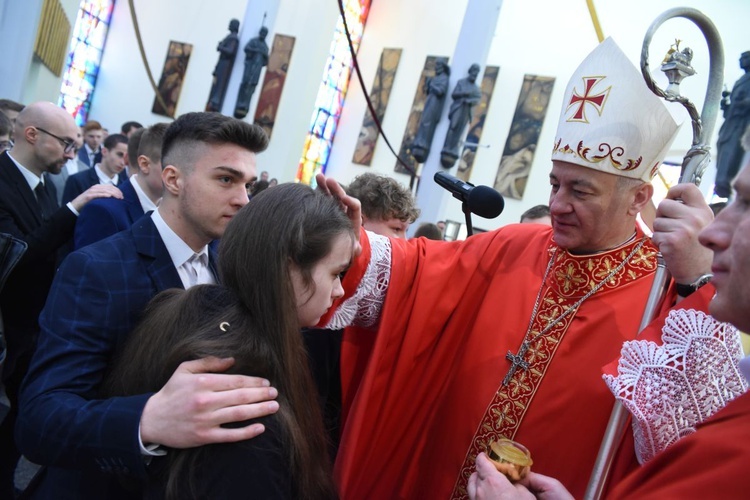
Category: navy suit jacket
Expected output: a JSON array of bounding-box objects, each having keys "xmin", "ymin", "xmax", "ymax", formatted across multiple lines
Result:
[
  {"xmin": 62, "ymin": 167, "xmax": 127, "ymax": 205},
  {"xmin": 74, "ymin": 179, "xmax": 146, "ymax": 250},
  {"xmin": 77, "ymin": 146, "xmax": 101, "ymax": 168},
  {"xmin": 17, "ymin": 215, "xmax": 218, "ymax": 498},
  {"xmin": 0, "ymin": 151, "xmax": 75, "ymax": 380}
]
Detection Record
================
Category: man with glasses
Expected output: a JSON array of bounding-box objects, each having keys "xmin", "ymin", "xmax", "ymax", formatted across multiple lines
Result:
[{"xmin": 0, "ymin": 101, "xmax": 122, "ymax": 497}]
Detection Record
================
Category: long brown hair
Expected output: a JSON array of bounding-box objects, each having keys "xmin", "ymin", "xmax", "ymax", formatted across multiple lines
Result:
[
  {"xmin": 219, "ymin": 183, "xmax": 353, "ymax": 499},
  {"xmin": 104, "ymin": 184, "xmax": 352, "ymax": 499}
]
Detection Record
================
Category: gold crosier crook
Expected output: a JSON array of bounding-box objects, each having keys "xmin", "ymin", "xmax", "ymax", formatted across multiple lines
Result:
[{"xmin": 584, "ymin": 8, "xmax": 725, "ymax": 500}]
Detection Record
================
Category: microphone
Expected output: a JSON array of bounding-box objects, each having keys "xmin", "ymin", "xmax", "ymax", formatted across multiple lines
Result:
[{"xmin": 434, "ymin": 171, "xmax": 505, "ymax": 219}]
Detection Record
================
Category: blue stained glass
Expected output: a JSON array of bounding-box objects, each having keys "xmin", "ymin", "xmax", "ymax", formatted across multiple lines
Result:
[
  {"xmin": 58, "ymin": 0, "xmax": 115, "ymax": 125},
  {"xmin": 297, "ymin": 0, "xmax": 371, "ymax": 185}
]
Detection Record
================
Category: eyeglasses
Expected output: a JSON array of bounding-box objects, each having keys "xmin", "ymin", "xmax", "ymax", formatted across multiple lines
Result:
[{"xmin": 35, "ymin": 127, "xmax": 77, "ymax": 153}]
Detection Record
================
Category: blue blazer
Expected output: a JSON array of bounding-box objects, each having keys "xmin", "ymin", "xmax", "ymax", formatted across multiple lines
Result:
[
  {"xmin": 77, "ymin": 146, "xmax": 101, "ymax": 168},
  {"xmin": 61, "ymin": 167, "xmax": 128, "ymax": 205},
  {"xmin": 17, "ymin": 215, "xmax": 218, "ymax": 498},
  {"xmin": 74, "ymin": 179, "xmax": 146, "ymax": 250}
]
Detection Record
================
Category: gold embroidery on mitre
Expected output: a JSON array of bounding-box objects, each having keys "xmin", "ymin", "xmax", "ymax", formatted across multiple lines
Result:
[
  {"xmin": 552, "ymin": 138, "xmax": 644, "ymax": 173},
  {"xmin": 450, "ymin": 237, "xmax": 658, "ymax": 500}
]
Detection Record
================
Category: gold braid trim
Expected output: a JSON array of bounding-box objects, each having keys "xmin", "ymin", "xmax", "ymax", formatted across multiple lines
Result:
[{"xmin": 450, "ymin": 238, "xmax": 658, "ymax": 499}]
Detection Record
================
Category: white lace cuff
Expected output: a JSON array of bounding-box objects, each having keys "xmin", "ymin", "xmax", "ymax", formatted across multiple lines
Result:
[
  {"xmin": 603, "ymin": 309, "xmax": 747, "ymax": 464},
  {"xmin": 325, "ymin": 231, "xmax": 391, "ymax": 330}
]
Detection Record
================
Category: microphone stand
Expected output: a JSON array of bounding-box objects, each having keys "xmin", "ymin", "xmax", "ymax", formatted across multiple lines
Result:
[{"xmin": 462, "ymin": 201, "xmax": 474, "ymax": 237}]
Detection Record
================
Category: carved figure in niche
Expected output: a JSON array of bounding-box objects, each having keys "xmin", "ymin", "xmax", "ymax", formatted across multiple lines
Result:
[
  {"xmin": 235, "ymin": 26, "xmax": 270, "ymax": 119},
  {"xmin": 715, "ymin": 51, "xmax": 750, "ymax": 198},
  {"xmin": 206, "ymin": 19, "xmax": 240, "ymax": 112},
  {"xmin": 411, "ymin": 60, "xmax": 450, "ymax": 163},
  {"xmin": 441, "ymin": 63, "xmax": 482, "ymax": 168}
]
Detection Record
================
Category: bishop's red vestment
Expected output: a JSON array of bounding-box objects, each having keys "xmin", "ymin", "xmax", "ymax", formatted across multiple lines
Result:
[{"xmin": 326, "ymin": 224, "xmax": 664, "ymax": 499}]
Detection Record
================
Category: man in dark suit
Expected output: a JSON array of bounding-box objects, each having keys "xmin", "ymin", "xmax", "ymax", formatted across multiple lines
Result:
[
  {"xmin": 62, "ymin": 133, "xmax": 128, "ymax": 204},
  {"xmin": 0, "ymin": 102, "xmax": 122, "ymax": 497},
  {"xmin": 17, "ymin": 112, "xmax": 278, "ymax": 498},
  {"xmin": 74, "ymin": 123, "xmax": 168, "ymax": 250},
  {"xmin": 77, "ymin": 119, "xmax": 103, "ymax": 167}
]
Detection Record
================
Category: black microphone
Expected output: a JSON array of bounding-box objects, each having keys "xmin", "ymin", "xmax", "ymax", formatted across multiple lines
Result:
[{"xmin": 434, "ymin": 171, "xmax": 505, "ymax": 219}]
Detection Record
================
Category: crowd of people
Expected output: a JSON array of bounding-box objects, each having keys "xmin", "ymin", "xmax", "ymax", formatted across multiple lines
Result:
[{"xmin": 0, "ymin": 35, "xmax": 749, "ymax": 500}]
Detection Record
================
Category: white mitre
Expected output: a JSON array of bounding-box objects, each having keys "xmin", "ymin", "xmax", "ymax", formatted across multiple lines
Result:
[{"xmin": 551, "ymin": 37, "xmax": 681, "ymax": 181}]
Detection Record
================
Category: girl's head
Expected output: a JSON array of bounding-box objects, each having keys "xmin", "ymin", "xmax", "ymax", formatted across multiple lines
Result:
[{"xmin": 219, "ymin": 182, "xmax": 354, "ymax": 328}]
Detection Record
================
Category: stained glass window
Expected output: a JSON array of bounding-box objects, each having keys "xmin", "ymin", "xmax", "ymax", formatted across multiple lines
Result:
[
  {"xmin": 296, "ymin": 0, "xmax": 371, "ymax": 185},
  {"xmin": 58, "ymin": 0, "xmax": 116, "ymax": 125}
]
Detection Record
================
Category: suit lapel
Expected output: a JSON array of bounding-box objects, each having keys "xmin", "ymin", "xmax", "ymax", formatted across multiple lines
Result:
[
  {"xmin": 131, "ymin": 216, "xmax": 183, "ymax": 292},
  {"xmin": 208, "ymin": 244, "xmax": 220, "ymax": 283},
  {"xmin": 0, "ymin": 152, "xmax": 45, "ymax": 225}
]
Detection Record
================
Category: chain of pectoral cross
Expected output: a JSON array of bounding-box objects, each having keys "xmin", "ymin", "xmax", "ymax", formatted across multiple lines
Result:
[{"xmin": 502, "ymin": 238, "xmax": 647, "ymax": 386}]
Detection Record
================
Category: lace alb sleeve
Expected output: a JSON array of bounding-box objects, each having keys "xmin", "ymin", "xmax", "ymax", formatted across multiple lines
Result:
[
  {"xmin": 324, "ymin": 231, "xmax": 391, "ymax": 331},
  {"xmin": 603, "ymin": 309, "xmax": 747, "ymax": 464}
]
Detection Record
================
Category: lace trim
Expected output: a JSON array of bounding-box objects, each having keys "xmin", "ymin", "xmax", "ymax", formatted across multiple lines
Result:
[
  {"xmin": 603, "ymin": 309, "xmax": 747, "ymax": 464},
  {"xmin": 324, "ymin": 231, "xmax": 391, "ymax": 330}
]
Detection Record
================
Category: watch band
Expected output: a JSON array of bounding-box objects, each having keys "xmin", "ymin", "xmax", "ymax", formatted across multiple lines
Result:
[{"xmin": 675, "ymin": 273, "xmax": 713, "ymax": 297}]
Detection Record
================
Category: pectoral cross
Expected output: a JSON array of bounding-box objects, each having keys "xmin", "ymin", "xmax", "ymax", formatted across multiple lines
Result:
[{"xmin": 503, "ymin": 341, "xmax": 530, "ymax": 386}]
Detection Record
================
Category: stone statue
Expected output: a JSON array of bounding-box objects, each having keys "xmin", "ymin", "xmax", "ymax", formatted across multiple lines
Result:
[
  {"xmin": 411, "ymin": 60, "xmax": 450, "ymax": 163},
  {"xmin": 206, "ymin": 19, "xmax": 240, "ymax": 112},
  {"xmin": 441, "ymin": 64, "xmax": 482, "ymax": 168},
  {"xmin": 715, "ymin": 51, "xmax": 750, "ymax": 198},
  {"xmin": 234, "ymin": 26, "xmax": 270, "ymax": 119}
]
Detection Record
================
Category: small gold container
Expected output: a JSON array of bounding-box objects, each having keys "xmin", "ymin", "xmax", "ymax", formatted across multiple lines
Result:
[{"xmin": 487, "ymin": 438, "xmax": 533, "ymax": 481}]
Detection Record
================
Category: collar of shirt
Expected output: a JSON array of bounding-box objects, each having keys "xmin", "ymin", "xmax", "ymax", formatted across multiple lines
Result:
[
  {"xmin": 94, "ymin": 164, "xmax": 118, "ymax": 185},
  {"xmin": 131, "ymin": 174, "xmax": 159, "ymax": 213},
  {"xmin": 151, "ymin": 208, "xmax": 211, "ymax": 288},
  {"xmin": 6, "ymin": 151, "xmax": 43, "ymax": 191},
  {"xmin": 740, "ymin": 355, "xmax": 750, "ymax": 385}
]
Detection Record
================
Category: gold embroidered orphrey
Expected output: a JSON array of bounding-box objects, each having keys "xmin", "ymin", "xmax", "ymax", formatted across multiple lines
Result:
[{"xmin": 450, "ymin": 236, "xmax": 658, "ymax": 499}]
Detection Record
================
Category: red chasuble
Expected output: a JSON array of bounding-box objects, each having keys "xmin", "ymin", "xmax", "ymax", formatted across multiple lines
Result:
[
  {"xmin": 332, "ymin": 224, "xmax": 661, "ymax": 499},
  {"xmin": 606, "ymin": 389, "xmax": 750, "ymax": 499}
]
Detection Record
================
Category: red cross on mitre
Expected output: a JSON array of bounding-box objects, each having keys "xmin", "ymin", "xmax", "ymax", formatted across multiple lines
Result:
[{"xmin": 566, "ymin": 76, "xmax": 611, "ymax": 123}]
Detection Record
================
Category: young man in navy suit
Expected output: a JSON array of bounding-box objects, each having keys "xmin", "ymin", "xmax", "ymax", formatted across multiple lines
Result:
[
  {"xmin": 62, "ymin": 133, "xmax": 129, "ymax": 204},
  {"xmin": 17, "ymin": 112, "xmax": 275, "ymax": 498},
  {"xmin": 73, "ymin": 123, "xmax": 168, "ymax": 250},
  {"xmin": 0, "ymin": 102, "xmax": 122, "ymax": 497}
]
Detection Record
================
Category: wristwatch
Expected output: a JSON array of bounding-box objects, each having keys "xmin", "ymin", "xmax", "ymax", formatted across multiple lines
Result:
[{"xmin": 675, "ymin": 273, "xmax": 713, "ymax": 298}]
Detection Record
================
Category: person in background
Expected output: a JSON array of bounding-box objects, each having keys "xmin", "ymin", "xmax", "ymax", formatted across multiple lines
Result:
[
  {"xmin": 73, "ymin": 123, "xmax": 168, "ymax": 250},
  {"xmin": 346, "ymin": 172, "xmax": 420, "ymax": 239},
  {"xmin": 62, "ymin": 133, "xmax": 128, "ymax": 204},
  {"xmin": 78, "ymin": 120, "xmax": 104, "ymax": 167},
  {"xmin": 0, "ymin": 100, "xmax": 24, "ymax": 138},
  {"xmin": 126, "ymin": 126, "xmax": 146, "ymax": 177},
  {"xmin": 0, "ymin": 113, "xmax": 12, "ymax": 152},
  {"xmin": 0, "ymin": 102, "xmax": 121, "ymax": 497},
  {"xmin": 121, "ymin": 121, "xmax": 143, "ymax": 138},
  {"xmin": 519, "ymin": 204, "xmax": 551, "ymax": 225},
  {"xmin": 413, "ymin": 222, "xmax": 443, "ymax": 240}
]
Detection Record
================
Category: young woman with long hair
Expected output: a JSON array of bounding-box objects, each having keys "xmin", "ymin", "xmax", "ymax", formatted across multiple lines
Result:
[{"xmin": 104, "ymin": 183, "xmax": 355, "ymax": 499}]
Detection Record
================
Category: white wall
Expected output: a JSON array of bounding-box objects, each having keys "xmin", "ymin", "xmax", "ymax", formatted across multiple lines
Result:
[{"xmin": 85, "ymin": 0, "xmax": 749, "ymax": 229}]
